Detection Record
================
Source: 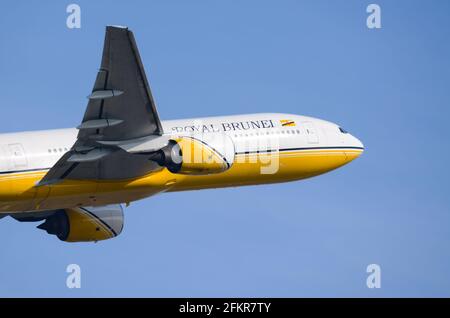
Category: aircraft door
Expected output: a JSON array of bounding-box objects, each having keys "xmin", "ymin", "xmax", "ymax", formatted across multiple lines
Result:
[
  {"xmin": 8, "ymin": 143, "xmax": 28, "ymax": 169},
  {"xmin": 0, "ymin": 146, "xmax": 9, "ymax": 171},
  {"xmin": 303, "ymin": 122, "xmax": 319, "ymax": 144}
]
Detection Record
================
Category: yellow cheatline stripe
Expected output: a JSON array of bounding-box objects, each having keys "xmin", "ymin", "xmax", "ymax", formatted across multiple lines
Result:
[
  {"xmin": 278, "ymin": 149, "xmax": 362, "ymax": 153},
  {"xmin": 0, "ymin": 169, "xmax": 48, "ymax": 175},
  {"xmin": 235, "ymin": 149, "xmax": 362, "ymax": 158},
  {"xmin": 0, "ymin": 173, "xmax": 46, "ymax": 180},
  {"xmin": 0, "ymin": 169, "xmax": 47, "ymax": 181},
  {"xmin": 0, "ymin": 148, "xmax": 362, "ymax": 181}
]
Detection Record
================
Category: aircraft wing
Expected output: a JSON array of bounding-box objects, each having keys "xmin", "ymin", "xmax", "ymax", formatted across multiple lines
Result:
[
  {"xmin": 38, "ymin": 26, "xmax": 166, "ymax": 185},
  {"xmin": 79, "ymin": 25, "xmax": 163, "ymax": 141}
]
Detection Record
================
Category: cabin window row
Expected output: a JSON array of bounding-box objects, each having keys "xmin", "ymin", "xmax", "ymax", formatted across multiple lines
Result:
[
  {"xmin": 233, "ymin": 129, "xmax": 301, "ymax": 138},
  {"xmin": 48, "ymin": 147, "xmax": 69, "ymax": 153}
]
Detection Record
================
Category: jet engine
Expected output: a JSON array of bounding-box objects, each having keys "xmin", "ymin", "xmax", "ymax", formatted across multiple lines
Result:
[
  {"xmin": 37, "ymin": 204, "xmax": 124, "ymax": 242},
  {"xmin": 151, "ymin": 134, "xmax": 235, "ymax": 175}
]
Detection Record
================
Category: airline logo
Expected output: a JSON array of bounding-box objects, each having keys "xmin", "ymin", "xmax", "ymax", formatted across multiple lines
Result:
[
  {"xmin": 280, "ymin": 119, "xmax": 296, "ymax": 127},
  {"xmin": 171, "ymin": 119, "xmax": 275, "ymax": 133}
]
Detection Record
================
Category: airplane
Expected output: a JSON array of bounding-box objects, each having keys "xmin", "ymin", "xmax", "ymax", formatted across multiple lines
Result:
[{"xmin": 0, "ymin": 26, "xmax": 364, "ymax": 242}]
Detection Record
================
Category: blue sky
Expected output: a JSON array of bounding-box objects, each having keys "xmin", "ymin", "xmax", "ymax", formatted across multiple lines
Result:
[{"xmin": 1, "ymin": 0, "xmax": 449, "ymax": 297}]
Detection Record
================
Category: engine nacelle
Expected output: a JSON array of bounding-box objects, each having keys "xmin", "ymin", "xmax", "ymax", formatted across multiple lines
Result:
[
  {"xmin": 153, "ymin": 134, "xmax": 235, "ymax": 175},
  {"xmin": 37, "ymin": 205, "xmax": 124, "ymax": 242}
]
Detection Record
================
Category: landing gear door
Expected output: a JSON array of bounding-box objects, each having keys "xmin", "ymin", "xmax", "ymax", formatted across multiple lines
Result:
[{"xmin": 303, "ymin": 122, "xmax": 319, "ymax": 144}]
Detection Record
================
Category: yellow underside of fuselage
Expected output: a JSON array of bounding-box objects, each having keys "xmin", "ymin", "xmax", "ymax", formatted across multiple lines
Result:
[{"xmin": 0, "ymin": 149, "xmax": 362, "ymax": 213}]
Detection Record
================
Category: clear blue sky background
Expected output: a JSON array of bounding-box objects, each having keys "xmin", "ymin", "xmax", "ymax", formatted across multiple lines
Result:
[{"xmin": 0, "ymin": 0, "xmax": 449, "ymax": 297}]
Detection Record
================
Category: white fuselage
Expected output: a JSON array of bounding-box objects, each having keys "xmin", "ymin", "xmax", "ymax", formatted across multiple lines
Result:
[
  {"xmin": 0, "ymin": 113, "xmax": 362, "ymax": 173},
  {"xmin": 0, "ymin": 113, "xmax": 364, "ymax": 214}
]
